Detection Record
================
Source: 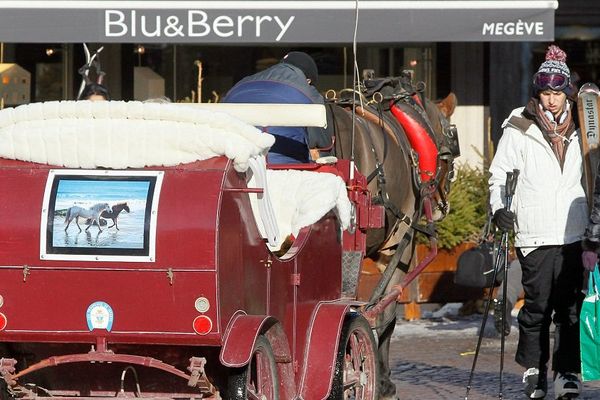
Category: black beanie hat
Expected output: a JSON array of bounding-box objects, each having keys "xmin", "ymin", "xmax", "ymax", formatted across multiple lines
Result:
[{"xmin": 281, "ymin": 51, "xmax": 318, "ymax": 84}]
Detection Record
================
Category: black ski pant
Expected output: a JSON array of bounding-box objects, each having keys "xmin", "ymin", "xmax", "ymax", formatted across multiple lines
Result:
[{"xmin": 515, "ymin": 242, "xmax": 584, "ymax": 374}]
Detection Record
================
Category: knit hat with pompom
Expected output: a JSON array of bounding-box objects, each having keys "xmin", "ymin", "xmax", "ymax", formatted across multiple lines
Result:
[{"xmin": 536, "ymin": 45, "xmax": 570, "ymax": 80}]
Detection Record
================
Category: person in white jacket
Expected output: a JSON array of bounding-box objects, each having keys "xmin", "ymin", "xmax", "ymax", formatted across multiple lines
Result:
[{"xmin": 489, "ymin": 45, "xmax": 586, "ymax": 400}]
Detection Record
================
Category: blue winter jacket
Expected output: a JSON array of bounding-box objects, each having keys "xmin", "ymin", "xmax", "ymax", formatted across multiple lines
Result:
[{"xmin": 223, "ymin": 63, "xmax": 324, "ymax": 164}]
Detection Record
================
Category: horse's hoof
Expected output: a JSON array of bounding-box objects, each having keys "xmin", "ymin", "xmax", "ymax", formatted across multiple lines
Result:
[{"xmin": 379, "ymin": 380, "xmax": 397, "ymax": 400}]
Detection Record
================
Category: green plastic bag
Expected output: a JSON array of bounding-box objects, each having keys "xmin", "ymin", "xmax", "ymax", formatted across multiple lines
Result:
[{"xmin": 581, "ymin": 265, "xmax": 600, "ymax": 381}]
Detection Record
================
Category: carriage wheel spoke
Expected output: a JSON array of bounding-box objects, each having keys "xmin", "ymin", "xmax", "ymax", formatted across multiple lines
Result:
[
  {"xmin": 245, "ymin": 349, "xmax": 273, "ymax": 400},
  {"xmin": 343, "ymin": 374, "xmax": 361, "ymax": 388},
  {"xmin": 342, "ymin": 331, "xmax": 369, "ymax": 399},
  {"xmin": 247, "ymin": 389, "xmax": 261, "ymax": 400},
  {"xmin": 255, "ymin": 352, "xmax": 268, "ymax": 397},
  {"xmin": 350, "ymin": 333, "xmax": 366, "ymax": 370}
]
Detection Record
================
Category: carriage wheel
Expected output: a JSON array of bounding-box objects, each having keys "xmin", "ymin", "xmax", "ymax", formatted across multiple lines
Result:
[
  {"xmin": 227, "ymin": 335, "xmax": 279, "ymax": 400},
  {"xmin": 328, "ymin": 314, "xmax": 379, "ymax": 400}
]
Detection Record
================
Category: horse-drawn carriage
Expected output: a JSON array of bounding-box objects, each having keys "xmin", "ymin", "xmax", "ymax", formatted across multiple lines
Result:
[{"xmin": 0, "ymin": 77, "xmax": 458, "ymax": 400}]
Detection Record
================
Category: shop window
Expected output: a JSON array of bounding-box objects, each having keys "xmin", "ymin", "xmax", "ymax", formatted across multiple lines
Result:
[{"xmin": 35, "ymin": 63, "xmax": 62, "ymax": 102}]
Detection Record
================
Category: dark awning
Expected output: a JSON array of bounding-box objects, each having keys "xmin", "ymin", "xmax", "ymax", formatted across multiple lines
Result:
[{"xmin": 0, "ymin": 1, "xmax": 557, "ymax": 43}]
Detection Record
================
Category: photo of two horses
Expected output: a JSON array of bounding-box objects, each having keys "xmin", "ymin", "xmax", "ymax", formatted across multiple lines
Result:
[
  {"xmin": 49, "ymin": 177, "xmax": 151, "ymax": 250},
  {"xmin": 64, "ymin": 202, "xmax": 130, "ymax": 233}
]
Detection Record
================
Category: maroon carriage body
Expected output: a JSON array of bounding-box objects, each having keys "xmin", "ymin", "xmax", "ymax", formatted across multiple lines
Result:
[{"xmin": 0, "ymin": 154, "xmax": 378, "ymax": 399}]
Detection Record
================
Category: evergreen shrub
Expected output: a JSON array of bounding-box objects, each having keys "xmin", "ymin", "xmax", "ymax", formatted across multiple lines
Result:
[{"xmin": 424, "ymin": 163, "xmax": 490, "ymax": 250}]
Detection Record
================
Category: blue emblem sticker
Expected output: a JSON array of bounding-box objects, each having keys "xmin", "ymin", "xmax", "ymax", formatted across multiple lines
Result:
[{"xmin": 86, "ymin": 301, "xmax": 114, "ymax": 332}]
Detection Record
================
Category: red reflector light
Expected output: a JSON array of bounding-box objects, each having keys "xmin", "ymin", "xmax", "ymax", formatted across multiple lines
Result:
[
  {"xmin": 0, "ymin": 312, "xmax": 6, "ymax": 331},
  {"xmin": 192, "ymin": 315, "xmax": 212, "ymax": 335}
]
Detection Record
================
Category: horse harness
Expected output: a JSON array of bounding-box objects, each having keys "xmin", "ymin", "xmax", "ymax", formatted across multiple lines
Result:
[
  {"xmin": 387, "ymin": 81, "xmax": 460, "ymax": 220},
  {"xmin": 330, "ymin": 82, "xmax": 440, "ymax": 240}
]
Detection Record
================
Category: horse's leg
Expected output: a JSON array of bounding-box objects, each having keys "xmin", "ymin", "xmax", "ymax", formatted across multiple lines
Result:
[
  {"xmin": 373, "ymin": 232, "xmax": 415, "ymax": 399},
  {"xmin": 377, "ymin": 306, "xmax": 397, "ymax": 399},
  {"xmin": 109, "ymin": 218, "xmax": 117, "ymax": 229},
  {"xmin": 375, "ymin": 264, "xmax": 407, "ymax": 400},
  {"xmin": 64, "ymin": 209, "xmax": 72, "ymax": 231},
  {"xmin": 96, "ymin": 218, "xmax": 103, "ymax": 233},
  {"xmin": 76, "ymin": 217, "xmax": 82, "ymax": 232}
]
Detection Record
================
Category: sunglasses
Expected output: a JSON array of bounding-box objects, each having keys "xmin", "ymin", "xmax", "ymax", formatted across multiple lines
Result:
[{"xmin": 533, "ymin": 73, "xmax": 569, "ymax": 91}]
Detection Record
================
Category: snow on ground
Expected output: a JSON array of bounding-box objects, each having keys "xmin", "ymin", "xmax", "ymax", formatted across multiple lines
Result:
[{"xmin": 391, "ymin": 302, "xmax": 519, "ymax": 339}]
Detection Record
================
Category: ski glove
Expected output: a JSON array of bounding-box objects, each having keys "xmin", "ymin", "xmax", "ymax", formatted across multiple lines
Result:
[
  {"xmin": 493, "ymin": 209, "xmax": 515, "ymax": 232},
  {"xmin": 582, "ymin": 250, "xmax": 598, "ymax": 272}
]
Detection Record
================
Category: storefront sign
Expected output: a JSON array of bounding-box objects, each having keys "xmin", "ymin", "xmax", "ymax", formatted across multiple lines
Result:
[
  {"xmin": 104, "ymin": 10, "xmax": 296, "ymax": 41},
  {"xmin": 0, "ymin": 1, "xmax": 558, "ymax": 43}
]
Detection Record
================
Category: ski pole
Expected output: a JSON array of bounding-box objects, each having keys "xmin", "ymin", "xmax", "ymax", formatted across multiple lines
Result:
[
  {"xmin": 464, "ymin": 169, "xmax": 519, "ymax": 400},
  {"xmin": 498, "ymin": 168, "xmax": 519, "ymax": 399}
]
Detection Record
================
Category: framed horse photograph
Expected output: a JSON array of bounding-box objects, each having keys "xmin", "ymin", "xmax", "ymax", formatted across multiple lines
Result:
[{"xmin": 39, "ymin": 169, "xmax": 163, "ymax": 262}]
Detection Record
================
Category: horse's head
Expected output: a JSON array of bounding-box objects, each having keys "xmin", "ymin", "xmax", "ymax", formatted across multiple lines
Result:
[
  {"xmin": 113, "ymin": 202, "xmax": 130, "ymax": 213},
  {"xmin": 424, "ymin": 92, "xmax": 459, "ymax": 221}
]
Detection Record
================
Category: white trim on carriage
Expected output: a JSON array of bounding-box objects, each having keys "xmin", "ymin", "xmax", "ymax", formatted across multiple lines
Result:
[{"xmin": 0, "ymin": 100, "xmax": 350, "ymax": 251}]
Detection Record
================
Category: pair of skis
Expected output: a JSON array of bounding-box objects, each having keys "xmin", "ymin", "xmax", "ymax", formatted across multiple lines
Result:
[{"xmin": 578, "ymin": 82, "xmax": 600, "ymax": 208}]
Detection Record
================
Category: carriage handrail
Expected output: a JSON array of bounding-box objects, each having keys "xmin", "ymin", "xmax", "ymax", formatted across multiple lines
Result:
[{"xmin": 183, "ymin": 103, "xmax": 327, "ymax": 128}]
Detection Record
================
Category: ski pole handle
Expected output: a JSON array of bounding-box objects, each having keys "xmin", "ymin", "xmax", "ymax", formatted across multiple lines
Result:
[
  {"xmin": 507, "ymin": 169, "xmax": 519, "ymax": 197},
  {"xmin": 503, "ymin": 169, "xmax": 519, "ymax": 210},
  {"xmin": 504, "ymin": 171, "xmax": 514, "ymax": 209},
  {"xmin": 505, "ymin": 169, "xmax": 520, "ymax": 198}
]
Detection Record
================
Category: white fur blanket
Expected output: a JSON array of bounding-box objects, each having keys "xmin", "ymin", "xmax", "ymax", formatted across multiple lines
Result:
[
  {"xmin": 249, "ymin": 168, "xmax": 352, "ymax": 250},
  {"xmin": 0, "ymin": 100, "xmax": 273, "ymax": 172},
  {"xmin": 268, "ymin": 169, "xmax": 351, "ymax": 246}
]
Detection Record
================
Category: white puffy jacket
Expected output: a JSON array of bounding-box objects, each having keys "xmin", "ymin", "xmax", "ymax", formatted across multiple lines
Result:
[{"xmin": 489, "ymin": 106, "xmax": 588, "ymax": 248}]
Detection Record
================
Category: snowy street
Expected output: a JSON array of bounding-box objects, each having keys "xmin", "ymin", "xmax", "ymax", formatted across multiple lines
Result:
[{"xmin": 390, "ymin": 303, "xmax": 600, "ymax": 399}]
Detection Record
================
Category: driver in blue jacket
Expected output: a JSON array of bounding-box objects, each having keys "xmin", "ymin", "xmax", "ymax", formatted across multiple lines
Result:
[{"xmin": 224, "ymin": 51, "xmax": 330, "ymax": 164}]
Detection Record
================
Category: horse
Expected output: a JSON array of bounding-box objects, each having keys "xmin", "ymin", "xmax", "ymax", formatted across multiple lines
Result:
[
  {"xmin": 99, "ymin": 202, "xmax": 130, "ymax": 230},
  {"xmin": 64, "ymin": 203, "xmax": 111, "ymax": 233},
  {"xmin": 326, "ymin": 75, "xmax": 458, "ymax": 399},
  {"xmin": 85, "ymin": 202, "xmax": 130, "ymax": 230}
]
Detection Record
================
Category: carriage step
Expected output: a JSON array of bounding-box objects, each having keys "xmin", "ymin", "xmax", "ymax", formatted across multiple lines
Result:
[{"xmin": 342, "ymin": 251, "xmax": 363, "ymax": 298}]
